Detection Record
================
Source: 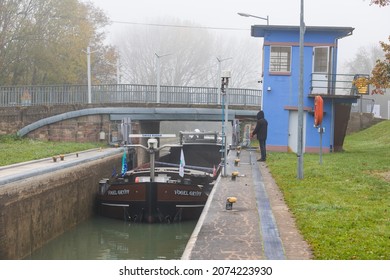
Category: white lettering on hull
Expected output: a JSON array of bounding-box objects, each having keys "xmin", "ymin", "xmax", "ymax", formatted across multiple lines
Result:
[
  {"xmin": 107, "ymin": 189, "xmax": 130, "ymax": 196},
  {"xmin": 174, "ymin": 189, "xmax": 202, "ymax": 197}
]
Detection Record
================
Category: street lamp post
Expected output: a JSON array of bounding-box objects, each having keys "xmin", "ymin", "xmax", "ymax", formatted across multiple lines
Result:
[
  {"xmin": 155, "ymin": 52, "xmax": 172, "ymax": 103},
  {"xmin": 87, "ymin": 46, "xmax": 92, "ymax": 104},
  {"xmin": 237, "ymin": 12, "xmax": 269, "ymax": 25},
  {"xmin": 84, "ymin": 46, "xmax": 98, "ymax": 104},
  {"xmin": 217, "ymin": 57, "xmax": 232, "ymax": 104},
  {"xmin": 238, "ymin": 12, "xmax": 268, "ymax": 109},
  {"xmin": 116, "ymin": 58, "xmax": 121, "ymax": 84},
  {"xmin": 220, "ymin": 70, "xmax": 231, "ymax": 177}
]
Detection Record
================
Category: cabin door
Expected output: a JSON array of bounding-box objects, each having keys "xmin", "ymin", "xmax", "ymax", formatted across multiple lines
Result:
[
  {"xmin": 288, "ymin": 111, "xmax": 306, "ymax": 153},
  {"xmin": 312, "ymin": 46, "xmax": 332, "ymax": 94}
]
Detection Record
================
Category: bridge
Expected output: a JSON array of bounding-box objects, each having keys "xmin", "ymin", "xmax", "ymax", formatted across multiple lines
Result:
[
  {"xmin": 0, "ymin": 84, "xmax": 262, "ymax": 142},
  {"xmin": 0, "ymin": 84, "xmax": 261, "ymax": 107}
]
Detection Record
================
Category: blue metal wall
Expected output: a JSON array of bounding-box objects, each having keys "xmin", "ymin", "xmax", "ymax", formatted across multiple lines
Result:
[{"xmin": 256, "ymin": 26, "xmax": 353, "ymax": 152}]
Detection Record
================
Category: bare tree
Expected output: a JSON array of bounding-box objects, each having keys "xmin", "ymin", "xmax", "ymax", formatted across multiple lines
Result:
[
  {"xmin": 213, "ymin": 35, "xmax": 262, "ymax": 88},
  {"xmin": 116, "ymin": 18, "xmax": 261, "ymax": 89},
  {"xmin": 343, "ymin": 45, "xmax": 384, "ymax": 75}
]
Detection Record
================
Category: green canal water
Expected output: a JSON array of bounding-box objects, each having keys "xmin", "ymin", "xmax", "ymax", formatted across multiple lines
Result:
[{"xmin": 25, "ymin": 216, "xmax": 197, "ymax": 260}]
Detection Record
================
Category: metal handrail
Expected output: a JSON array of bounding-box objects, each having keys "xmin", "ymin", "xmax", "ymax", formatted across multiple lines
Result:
[
  {"xmin": 0, "ymin": 84, "xmax": 262, "ymax": 107},
  {"xmin": 310, "ymin": 73, "xmax": 370, "ymax": 96}
]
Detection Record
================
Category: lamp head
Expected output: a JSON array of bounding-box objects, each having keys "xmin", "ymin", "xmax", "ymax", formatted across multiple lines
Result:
[
  {"xmin": 238, "ymin": 12, "xmax": 250, "ymax": 17},
  {"xmin": 221, "ymin": 70, "xmax": 231, "ymax": 78}
]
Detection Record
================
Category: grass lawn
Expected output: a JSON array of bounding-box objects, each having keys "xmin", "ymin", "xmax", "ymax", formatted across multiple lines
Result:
[
  {"xmin": 264, "ymin": 120, "xmax": 390, "ymax": 259},
  {"xmin": 0, "ymin": 135, "xmax": 102, "ymax": 166}
]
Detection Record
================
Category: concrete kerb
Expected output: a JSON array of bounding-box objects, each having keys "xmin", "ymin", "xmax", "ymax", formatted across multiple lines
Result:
[
  {"xmin": 0, "ymin": 148, "xmax": 102, "ymax": 171},
  {"xmin": 0, "ymin": 148, "xmax": 123, "ymax": 186}
]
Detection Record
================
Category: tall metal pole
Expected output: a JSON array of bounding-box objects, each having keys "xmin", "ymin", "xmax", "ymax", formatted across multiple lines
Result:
[
  {"xmin": 155, "ymin": 53, "xmax": 172, "ymax": 104},
  {"xmin": 221, "ymin": 81, "xmax": 226, "ymax": 177},
  {"xmin": 87, "ymin": 46, "xmax": 92, "ymax": 104},
  {"xmin": 297, "ymin": 0, "xmax": 305, "ymax": 179},
  {"xmin": 217, "ymin": 57, "xmax": 232, "ymax": 104},
  {"xmin": 224, "ymin": 86, "xmax": 229, "ymax": 176},
  {"xmin": 155, "ymin": 54, "xmax": 161, "ymax": 103},
  {"xmin": 116, "ymin": 58, "xmax": 120, "ymax": 85},
  {"xmin": 319, "ymin": 125, "xmax": 323, "ymax": 165},
  {"xmin": 221, "ymin": 71, "xmax": 231, "ymax": 177},
  {"xmin": 218, "ymin": 60, "xmax": 221, "ymax": 104}
]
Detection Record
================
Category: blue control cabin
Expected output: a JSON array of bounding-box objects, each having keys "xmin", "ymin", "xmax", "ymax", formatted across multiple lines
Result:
[{"xmin": 251, "ymin": 25, "xmax": 365, "ymax": 153}]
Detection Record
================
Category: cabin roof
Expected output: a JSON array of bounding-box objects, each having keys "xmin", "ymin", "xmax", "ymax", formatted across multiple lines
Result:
[{"xmin": 251, "ymin": 25, "xmax": 354, "ymax": 39}]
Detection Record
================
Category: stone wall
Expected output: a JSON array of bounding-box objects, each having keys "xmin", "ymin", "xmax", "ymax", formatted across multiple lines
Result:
[
  {"xmin": 0, "ymin": 153, "xmax": 122, "ymax": 260},
  {"xmin": 0, "ymin": 105, "xmax": 118, "ymax": 142},
  {"xmin": 346, "ymin": 112, "xmax": 385, "ymax": 134},
  {"xmin": 27, "ymin": 115, "xmax": 112, "ymax": 142},
  {"xmin": 0, "ymin": 105, "xmax": 88, "ymax": 135}
]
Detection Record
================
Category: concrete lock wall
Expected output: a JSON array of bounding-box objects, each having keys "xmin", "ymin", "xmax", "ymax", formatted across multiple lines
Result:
[{"xmin": 0, "ymin": 153, "xmax": 122, "ymax": 260}]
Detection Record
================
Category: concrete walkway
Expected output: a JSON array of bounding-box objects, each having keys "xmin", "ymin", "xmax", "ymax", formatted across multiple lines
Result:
[{"xmin": 182, "ymin": 148, "xmax": 313, "ymax": 260}]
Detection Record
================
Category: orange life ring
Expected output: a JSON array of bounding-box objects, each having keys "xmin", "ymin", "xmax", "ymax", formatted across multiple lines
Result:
[{"xmin": 314, "ymin": 95, "xmax": 323, "ymax": 127}]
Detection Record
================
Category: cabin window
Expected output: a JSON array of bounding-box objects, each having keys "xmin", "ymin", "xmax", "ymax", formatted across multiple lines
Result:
[
  {"xmin": 269, "ymin": 46, "xmax": 291, "ymax": 73},
  {"xmin": 313, "ymin": 47, "xmax": 329, "ymax": 73}
]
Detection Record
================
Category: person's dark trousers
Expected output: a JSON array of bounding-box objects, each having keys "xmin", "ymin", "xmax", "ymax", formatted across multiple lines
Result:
[{"xmin": 259, "ymin": 139, "xmax": 266, "ymax": 161}]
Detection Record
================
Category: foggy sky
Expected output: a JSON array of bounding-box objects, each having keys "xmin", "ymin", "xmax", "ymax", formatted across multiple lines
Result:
[{"xmin": 88, "ymin": 0, "xmax": 390, "ymax": 69}]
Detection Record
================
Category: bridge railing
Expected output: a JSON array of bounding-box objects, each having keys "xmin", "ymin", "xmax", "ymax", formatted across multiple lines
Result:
[{"xmin": 0, "ymin": 84, "xmax": 261, "ymax": 107}]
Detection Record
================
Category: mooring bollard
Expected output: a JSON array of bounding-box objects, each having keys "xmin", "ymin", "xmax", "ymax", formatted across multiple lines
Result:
[
  {"xmin": 234, "ymin": 158, "xmax": 240, "ymax": 166},
  {"xmin": 226, "ymin": 196, "xmax": 237, "ymax": 210},
  {"xmin": 231, "ymin": 171, "xmax": 239, "ymax": 180}
]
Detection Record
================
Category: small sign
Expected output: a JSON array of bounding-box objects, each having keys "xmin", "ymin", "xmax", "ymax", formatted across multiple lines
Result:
[{"xmin": 129, "ymin": 134, "xmax": 176, "ymax": 138}]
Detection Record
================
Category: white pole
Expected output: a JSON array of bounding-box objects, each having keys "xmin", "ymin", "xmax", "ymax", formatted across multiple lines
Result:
[
  {"xmin": 224, "ymin": 86, "xmax": 229, "ymax": 176},
  {"xmin": 221, "ymin": 71, "xmax": 231, "ymax": 177},
  {"xmin": 155, "ymin": 53, "xmax": 172, "ymax": 104},
  {"xmin": 297, "ymin": 0, "xmax": 305, "ymax": 179},
  {"xmin": 87, "ymin": 46, "xmax": 92, "ymax": 104},
  {"xmin": 218, "ymin": 60, "xmax": 221, "ymax": 104},
  {"xmin": 156, "ymin": 55, "xmax": 161, "ymax": 103},
  {"xmin": 319, "ymin": 126, "xmax": 323, "ymax": 164},
  {"xmin": 116, "ymin": 58, "xmax": 120, "ymax": 84}
]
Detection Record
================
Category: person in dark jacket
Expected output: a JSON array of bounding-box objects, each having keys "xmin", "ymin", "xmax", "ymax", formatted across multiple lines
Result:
[{"xmin": 251, "ymin": 110, "xmax": 268, "ymax": 161}]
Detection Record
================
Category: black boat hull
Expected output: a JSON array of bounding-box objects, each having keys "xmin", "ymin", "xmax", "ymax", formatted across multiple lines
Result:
[{"xmin": 96, "ymin": 181, "xmax": 209, "ymax": 223}]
